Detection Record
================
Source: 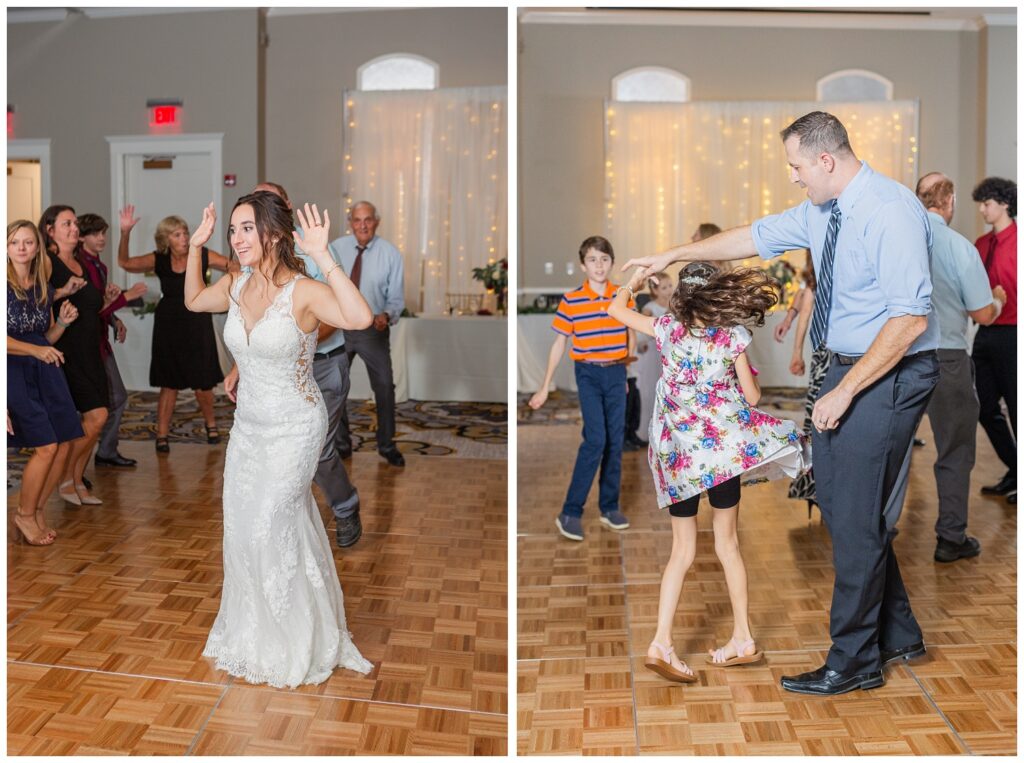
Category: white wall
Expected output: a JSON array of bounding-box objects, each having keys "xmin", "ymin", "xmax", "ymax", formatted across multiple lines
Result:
[{"xmin": 518, "ymin": 13, "xmax": 1012, "ymax": 289}]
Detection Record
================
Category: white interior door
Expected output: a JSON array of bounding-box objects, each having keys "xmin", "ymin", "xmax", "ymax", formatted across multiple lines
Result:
[
  {"xmin": 107, "ymin": 134, "xmax": 227, "ymax": 390},
  {"xmin": 7, "ymin": 159, "xmax": 42, "ymax": 223}
]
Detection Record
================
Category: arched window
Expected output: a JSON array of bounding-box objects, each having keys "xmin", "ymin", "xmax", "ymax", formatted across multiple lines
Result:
[
  {"xmin": 817, "ymin": 69, "xmax": 893, "ymax": 101},
  {"xmin": 612, "ymin": 66, "xmax": 690, "ymax": 103},
  {"xmin": 357, "ymin": 54, "xmax": 439, "ymax": 91}
]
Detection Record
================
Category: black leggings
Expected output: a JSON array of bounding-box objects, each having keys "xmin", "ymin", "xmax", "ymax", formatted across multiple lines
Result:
[{"xmin": 668, "ymin": 476, "xmax": 741, "ymax": 518}]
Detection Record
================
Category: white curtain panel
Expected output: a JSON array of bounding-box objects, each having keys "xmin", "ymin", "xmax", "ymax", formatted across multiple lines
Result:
[
  {"xmin": 604, "ymin": 100, "xmax": 919, "ymax": 261},
  {"xmin": 343, "ymin": 86, "xmax": 508, "ymax": 314}
]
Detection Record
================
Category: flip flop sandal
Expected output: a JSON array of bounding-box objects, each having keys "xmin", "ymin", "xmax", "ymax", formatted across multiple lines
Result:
[
  {"xmin": 644, "ymin": 641, "xmax": 698, "ymax": 683},
  {"xmin": 706, "ymin": 637, "xmax": 765, "ymax": 667}
]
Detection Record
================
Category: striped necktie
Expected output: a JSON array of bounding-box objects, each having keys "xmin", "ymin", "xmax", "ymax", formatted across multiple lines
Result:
[{"xmin": 809, "ymin": 200, "xmax": 842, "ymax": 351}]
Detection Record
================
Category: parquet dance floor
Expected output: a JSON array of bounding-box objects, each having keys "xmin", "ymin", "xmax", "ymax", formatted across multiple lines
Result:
[
  {"xmin": 7, "ymin": 440, "xmax": 508, "ymax": 755},
  {"xmin": 517, "ymin": 414, "xmax": 1016, "ymax": 755}
]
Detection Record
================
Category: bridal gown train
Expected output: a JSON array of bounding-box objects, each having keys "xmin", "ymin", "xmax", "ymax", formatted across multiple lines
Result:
[{"xmin": 202, "ymin": 272, "xmax": 372, "ymax": 688}]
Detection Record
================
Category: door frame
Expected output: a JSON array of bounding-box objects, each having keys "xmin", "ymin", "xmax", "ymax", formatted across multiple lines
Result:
[
  {"xmin": 7, "ymin": 138, "xmax": 52, "ymax": 211},
  {"xmin": 106, "ymin": 132, "xmax": 223, "ymax": 286}
]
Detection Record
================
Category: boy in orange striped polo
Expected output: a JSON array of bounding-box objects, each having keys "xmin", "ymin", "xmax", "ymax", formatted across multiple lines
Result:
[{"xmin": 529, "ymin": 236, "xmax": 635, "ymax": 541}]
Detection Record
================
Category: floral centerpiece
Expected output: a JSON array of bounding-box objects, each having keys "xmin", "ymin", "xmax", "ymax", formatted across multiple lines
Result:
[{"xmin": 472, "ymin": 257, "xmax": 508, "ymax": 313}]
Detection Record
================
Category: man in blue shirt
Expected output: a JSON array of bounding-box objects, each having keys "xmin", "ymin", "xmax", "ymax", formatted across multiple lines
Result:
[
  {"xmin": 224, "ymin": 182, "xmax": 363, "ymax": 547},
  {"xmin": 913, "ymin": 173, "xmax": 1005, "ymax": 562},
  {"xmin": 623, "ymin": 111, "xmax": 939, "ymax": 695},
  {"xmin": 329, "ymin": 201, "xmax": 406, "ymax": 467}
]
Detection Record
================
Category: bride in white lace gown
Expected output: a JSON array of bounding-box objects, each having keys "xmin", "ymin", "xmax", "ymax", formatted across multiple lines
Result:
[{"xmin": 184, "ymin": 194, "xmax": 374, "ymax": 687}]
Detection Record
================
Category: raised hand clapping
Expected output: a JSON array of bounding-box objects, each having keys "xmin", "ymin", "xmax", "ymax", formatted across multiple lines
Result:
[
  {"xmin": 190, "ymin": 203, "xmax": 217, "ymax": 249},
  {"xmin": 294, "ymin": 203, "xmax": 331, "ymax": 256}
]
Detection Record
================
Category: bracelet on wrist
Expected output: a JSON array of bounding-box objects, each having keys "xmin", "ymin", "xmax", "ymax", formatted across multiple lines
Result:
[
  {"xmin": 615, "ymin": 285, "xmax": 635, "ymax": 301},
  {"xmin": 56, "ymin": 318, "xmax": 68, "ymax": 328},
  {"xmin": 324, "ymin": 262, "xmax": 342, "ymax": 279}
]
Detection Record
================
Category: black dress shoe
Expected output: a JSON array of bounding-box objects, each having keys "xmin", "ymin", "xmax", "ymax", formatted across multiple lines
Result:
[
  {"xmin": 95, "ymin": 453, "xmax": 137, "ymax": 468},
  {"xmin": 81, "ymin": 475, "xmax": 93, "ymax": 491},
  {"xmin": 880, "ymin": 641, "xmax": 926, "ymax": 667},
  {"xmin": 380, "ymin": 448, "xmax": 405, "ymax": 467},
  {"xmin": 335, "ymin": 514, "xmax": 363, "ymax": 548},
  {"xmin": 934, "ymin": 535, "xmax": 981, "ymax": 562},
  {"xmin": 981, "ymin": 472, "xmax": 1016, "ymax": 496},
  {"xmin": 913, "ymin": 437, "xmax": 926, "ymax": 447},
  {"xmin": 337, "ymin": 447, "xmax": 353, "ymax": 460},
  {"xmin": 622, "ymin": 440, "xmax": 641, "ymax": 452},
  {"xmin": 1008, "ymin": 491, "xmax": 1017, "ymax": 505},
  {"xmin": 780, "ymin": 664, "xmax": 884, "ymax": 695}
]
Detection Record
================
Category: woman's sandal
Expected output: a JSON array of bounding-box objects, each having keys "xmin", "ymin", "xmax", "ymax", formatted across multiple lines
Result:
[
  {"xmin": 155, "ymin": 436, "xmax": 170, "ymax": 453},
  {"xmin": 644, "ymin": 641, "xmax": 698, "ymax": 683},
  {"xmin": 35, "ymin": 508, "xmax": 57, "ymax": 541},
  {"xmin": 706, "ymin": 637, "xmax": 764, "ymax": 667},
  {"xmin": 11, "ymin": 508, "xmax": 56, "ymax": 546},
  {"xmin": 58, "ymin": 480, "xmax": 82, "ymax": 506},
  {"xmin": 206, "ymin": 425, "xmax": 221, "ymax": 444}
]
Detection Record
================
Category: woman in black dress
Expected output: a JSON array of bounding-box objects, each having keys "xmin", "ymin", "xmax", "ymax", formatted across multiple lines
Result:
[
  {"xmin": 7, "ymin": 220, "xmax": 86, "ymax": 544},
  {"xmin": 40, "ymin": 205, "xmax": 108, "ymax": 506},
  {"xmin": 117, "ymin": 205, "xmax": 237, "ymax": 452}
]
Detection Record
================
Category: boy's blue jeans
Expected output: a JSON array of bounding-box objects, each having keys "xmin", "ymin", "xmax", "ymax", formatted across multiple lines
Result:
[{"xmin": 561, "ymin": 361, "xmax": 627, "ymax": 518}]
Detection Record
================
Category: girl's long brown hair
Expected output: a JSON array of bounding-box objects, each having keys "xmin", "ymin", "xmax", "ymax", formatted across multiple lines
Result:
[
  {"xmin": 7, "ymin": 220, "xmax": 51, "ymax": 305},
  {"xmin": 669, "ymin": 261, "xmax": 779, "ymax": 332},
  {"xmin": 801, "ymin": 250, "xmax": 817, "ymax": 292},
  {"xmin": 230, "ymin": 192, "xmax": 307, "ymax": 290}
]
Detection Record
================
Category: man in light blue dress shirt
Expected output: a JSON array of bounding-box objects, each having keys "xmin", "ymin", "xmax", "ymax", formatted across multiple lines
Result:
[
  {"xmin": 623, "ymin": 112, "xmax": 940, "ymax": 696},
  {"xmin": 329, "ymin": 201, "xmax": 406, "ymax": 467},
  {"xmin": 908, "ymin": 174, "xmax": 1003, "ymax": 562}
]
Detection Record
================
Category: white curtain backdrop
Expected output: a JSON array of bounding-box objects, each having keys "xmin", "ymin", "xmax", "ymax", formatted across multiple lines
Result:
[
  {"xmin": 604, "ymin": 100, "xmax": 919, "ymax": 260},
  {"xmin": 343, "ymin": 86, "xmax": 507, "ymax": 314}
]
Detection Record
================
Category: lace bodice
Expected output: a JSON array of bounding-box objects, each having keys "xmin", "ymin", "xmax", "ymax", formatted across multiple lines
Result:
[
  {"xmin": 223, "ymin": 273, "xmax": 321, "ymax": 409},
  {"xmin": 7, "ymin": 284, "xmax": 53, "ymax": 337}
]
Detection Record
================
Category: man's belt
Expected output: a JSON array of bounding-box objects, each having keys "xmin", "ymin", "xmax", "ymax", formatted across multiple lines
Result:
[{"xmin": 313, "ymin": 346, "xmax": 346, "ymax": 360}]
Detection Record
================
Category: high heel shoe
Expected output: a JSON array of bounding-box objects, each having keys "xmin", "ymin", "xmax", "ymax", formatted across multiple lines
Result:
[
  {"xmin": 11, "ymin": 508, "xmax": 56, "ymax": 546},
  {"xmin": 156, "ymin": 436, "xmax": 170, "ymax": 453},
  {"xmin": 74, "ymin": 484, "xmax": 102, "ymax": 505},
  {"xmin": 58, "ymin": 480, "xmax": 82, "ymax": 506},
  {"xmin": 35, "ymin": 508, "xmax": 57, "ymax": 541},
  {"xmin": 206, "ymin": 425, "xmax": 221, "ymax": 444}
]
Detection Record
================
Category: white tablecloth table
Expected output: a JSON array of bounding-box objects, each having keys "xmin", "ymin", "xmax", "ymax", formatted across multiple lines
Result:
[{"xmin": 115, "ymin": 312, "xmax": 507, "ymax": 403}]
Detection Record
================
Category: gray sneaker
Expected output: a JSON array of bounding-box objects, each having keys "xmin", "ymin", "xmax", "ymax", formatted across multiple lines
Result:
[
  {"xmin": 600, "ymin": 510, "xmax": 630, "ymax": 530},
  {"xmin": 556, "ymin": 513, "xmax": 584, "ymax": 541}
]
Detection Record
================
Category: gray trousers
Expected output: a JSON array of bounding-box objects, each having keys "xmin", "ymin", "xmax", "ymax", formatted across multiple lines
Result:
[
  {"xmin": 814, "ymin": 352, "xmax": 938, "ymax": 673},
  {"xmin": 313, "ymin": 351, "xmax": 359, "ymax": 520},
  {"xmin": 885, "ymin": 350, "xmax": 978, "ymax": 543},
  {"xmin": 338, "ymin": 326, "xmax": 396, "ymax": 452},
  {"xmin": 97, "ymin": 352, "xmax": 128, "ymax": 459}
]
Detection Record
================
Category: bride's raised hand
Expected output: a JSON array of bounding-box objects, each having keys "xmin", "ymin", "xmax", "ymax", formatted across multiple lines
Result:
[
  {"xmin": 294, "ymin": 203, "xmax": 331, "ymax": 255},
  {"xmin": 190, "ymin": 203, "xmax": 217, "ymax": 249}
]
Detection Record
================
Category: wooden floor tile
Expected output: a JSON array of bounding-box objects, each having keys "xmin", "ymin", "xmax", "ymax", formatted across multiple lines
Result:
[
  {"xmin": 9, "ymin": 440, "xmax": 507, "ymax": 754},
  {"xmin": 517, "ymin": 413, "xmax": 1016, "ymax": 755}
]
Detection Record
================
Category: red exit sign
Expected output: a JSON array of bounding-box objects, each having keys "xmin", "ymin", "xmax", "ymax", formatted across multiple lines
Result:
[{"xmin": 150, "ymin": 105, "xmax": 179, "ymax": 127}]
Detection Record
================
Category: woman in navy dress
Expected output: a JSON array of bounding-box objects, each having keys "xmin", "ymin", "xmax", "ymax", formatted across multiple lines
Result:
[{"xmin": 7, "ymin": 220, "xmax": 85, "ymax": 545}]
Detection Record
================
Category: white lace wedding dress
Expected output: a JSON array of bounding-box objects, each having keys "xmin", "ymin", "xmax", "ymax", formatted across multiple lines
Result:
[{"xmin": 202, "ymin": 272, "xmax": 372, "ymax": 688}]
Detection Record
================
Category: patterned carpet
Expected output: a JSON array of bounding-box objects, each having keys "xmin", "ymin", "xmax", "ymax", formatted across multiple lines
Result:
[{"xmin": 8, "ymin": 391, "xmax": 507, "ymax": 492}]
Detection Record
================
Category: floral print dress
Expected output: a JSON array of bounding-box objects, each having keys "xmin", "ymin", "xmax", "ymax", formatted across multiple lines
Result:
[{"xmin": 649, "ymin": 315, "xmax": 809, "ymax": 508}]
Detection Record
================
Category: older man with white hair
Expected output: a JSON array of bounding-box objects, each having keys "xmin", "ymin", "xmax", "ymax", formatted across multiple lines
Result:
[{"xmin": 329, "ymin": 201, "xmax": 406, "ymax": 467}]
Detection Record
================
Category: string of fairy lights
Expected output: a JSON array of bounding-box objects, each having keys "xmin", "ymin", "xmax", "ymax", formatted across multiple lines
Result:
[
  {"xmin": 604, "ymin": 100, "xmax": 920, "ymax": 305},
  {"xmin": 342, "ymin": 88, "xmax": 507, "ymax": 314}
]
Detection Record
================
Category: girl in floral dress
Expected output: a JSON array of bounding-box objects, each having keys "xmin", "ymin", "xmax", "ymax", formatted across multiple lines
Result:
[{"xmin": 608, "ymin": 262, "xmax": 809, "ymax": 683}]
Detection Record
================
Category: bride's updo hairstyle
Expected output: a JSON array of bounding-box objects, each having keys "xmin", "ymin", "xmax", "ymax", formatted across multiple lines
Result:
[
  {"xmin": 231, "ymin": 191, "xmax": 307, "ymax": 285},
  {"xmin": 670, "ymin": 261, "xmax": 779, "ymax": 334}
]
